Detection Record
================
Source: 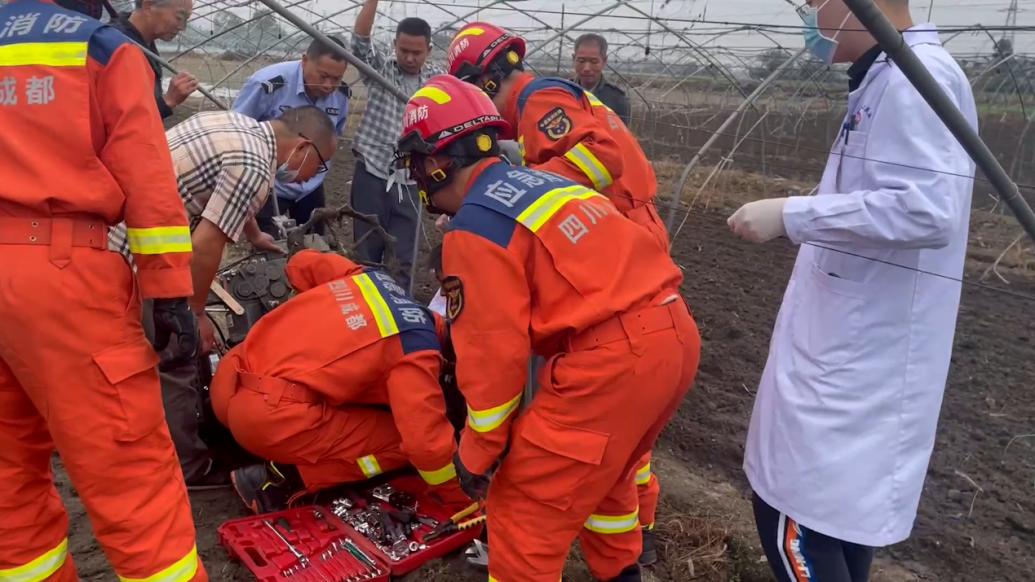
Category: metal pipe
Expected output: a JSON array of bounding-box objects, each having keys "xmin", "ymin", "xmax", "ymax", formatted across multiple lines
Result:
[
  {"xmin": 206, "ymin": 3, "xmax": 369, "ymax": 97},
  {"xmin": 171, "ymin": 0, "xmax": 313, "ymax": 62},
  {"xmin": 432, "ymin": 0, "xmax": 514, "ymax": 37},
  {"xmin": 665, "ymin": 48, "xmax": 805, "ymax": 233},
  {"xmin": 843, "ymin": 0, "xmax": 1035, "ymax": 244},
  {"xmin": 254, "ymin": 0, "xmax": 409, "ymax": 103},
  {"xmin": 408, "ymin": 190, "xmax": 423, "ymax": 296},
  {"xmin": 524, "ymin": 0, "xmax": 624, "ymax": 59}
]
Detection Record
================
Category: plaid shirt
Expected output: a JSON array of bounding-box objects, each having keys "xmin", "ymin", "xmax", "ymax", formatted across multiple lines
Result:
[
  {"xmin": 351, "ymin": 34, "xmax": 443, "ymax": 181},
  {"xmin": 110, "ymin": 111, "xmax": 276, "ymax": 256}
]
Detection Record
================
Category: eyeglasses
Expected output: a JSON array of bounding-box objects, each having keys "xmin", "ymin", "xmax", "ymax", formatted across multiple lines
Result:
[{"xmin": 298, "ymin": 132, "xmax": 330, "ymax": 174}]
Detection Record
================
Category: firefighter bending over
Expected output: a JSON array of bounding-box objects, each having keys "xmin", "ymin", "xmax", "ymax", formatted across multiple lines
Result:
[{"xmin": 397, "ymin": 75, "xmax": 701, "ymax": 582}]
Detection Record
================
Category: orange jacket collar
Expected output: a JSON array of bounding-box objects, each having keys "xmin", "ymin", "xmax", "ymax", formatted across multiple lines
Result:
[{"xmin": 502, "ymin": 72, "xmax": 535, "ymax": 130}]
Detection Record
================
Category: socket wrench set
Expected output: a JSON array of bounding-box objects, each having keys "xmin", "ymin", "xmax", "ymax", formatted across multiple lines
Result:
[{"xmin": 218, "ymin": 476, "xmax": 484, "ymax": 580}]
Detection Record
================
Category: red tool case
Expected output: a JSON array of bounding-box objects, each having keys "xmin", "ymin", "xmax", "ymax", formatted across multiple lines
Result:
[{"xmin": 218, "ymin": 476, "xmax": 484, "ymax": 580}]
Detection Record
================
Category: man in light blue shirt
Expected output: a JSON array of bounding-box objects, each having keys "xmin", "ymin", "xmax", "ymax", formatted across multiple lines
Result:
[{"xmin": 234, "ymin": 37, "xmax": 351, "ymax": 235}]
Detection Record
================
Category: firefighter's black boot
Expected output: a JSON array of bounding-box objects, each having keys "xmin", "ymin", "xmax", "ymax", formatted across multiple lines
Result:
[{"xmin": 231, "ymin": 461, "xmax": 301, "ymax": 514}]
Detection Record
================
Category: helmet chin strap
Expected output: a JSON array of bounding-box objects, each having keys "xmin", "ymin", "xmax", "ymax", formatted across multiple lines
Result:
[
  {"xmin": 479, "ymin": 49, "xmax": 524, "ymax": 97},
  {"xmin": 417, "ymin": 130, "xmax": 503, "ymax": 215}
]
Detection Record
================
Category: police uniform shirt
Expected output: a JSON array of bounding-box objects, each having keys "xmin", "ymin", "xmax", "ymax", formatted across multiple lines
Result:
[
  {"xmin": 233, "ymin": 60, "xmax": 350, "ymax": 201},
  {"xmin": 584, "ymin": 76, "xmax": 631, "ymax": 126}
]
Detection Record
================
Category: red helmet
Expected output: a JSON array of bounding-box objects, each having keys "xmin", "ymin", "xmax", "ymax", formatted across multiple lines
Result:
[
  {"xmin": 396, "ymin": 75, "xmax": 509, "ymax": 212},
  {"xmin": 447, "ymin": 22, "xmax": 526, "ymax": 96}
]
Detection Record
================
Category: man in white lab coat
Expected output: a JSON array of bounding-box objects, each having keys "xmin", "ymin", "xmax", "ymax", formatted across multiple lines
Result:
[{"xmin": 727, "ymin": 0, "xmax": 977, "ymax": 580}]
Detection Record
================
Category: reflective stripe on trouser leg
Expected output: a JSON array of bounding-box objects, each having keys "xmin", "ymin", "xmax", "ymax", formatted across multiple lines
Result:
[
  {"xmin": 0, "ymin": 358, "xmax": 75, "ymax": 582},
  {"xmin": 634, "ymin": 462, "xmax": 651, "ymax": 486},
  {"xmin": 578, "ymin": 461, "xmax": 643, "ymax": 580},
  {"xmin": 357, "ymin": 455, "xmax": 383, "ymax": 478},
  {"xmin": 583, "ymin": 510, "xmax": 640, "ymax": 535},
  {"xmin": 118, "ymin": 545, "xmax": 200, "ymax": 582},
  {"xmin": 0, "ymin": 539, "xmax": 69, "ymax": 582}
]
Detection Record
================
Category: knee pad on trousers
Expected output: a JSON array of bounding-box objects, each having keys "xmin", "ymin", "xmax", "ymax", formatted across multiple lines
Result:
[{"xmin": 604, "ymin": 564, "xmax": 641, "ymax": 582}]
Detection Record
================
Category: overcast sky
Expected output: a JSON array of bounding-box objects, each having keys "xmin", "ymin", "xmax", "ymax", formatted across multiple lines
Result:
[{"xmin": 346, "ymin": 0, "xmax": 1035, "ymax": 55}]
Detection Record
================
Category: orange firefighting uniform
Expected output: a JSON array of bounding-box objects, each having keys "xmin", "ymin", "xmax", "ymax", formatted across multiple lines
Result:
[
  {"xmin": 0, "ymin": 1, "xmax": 205, "ymax": 581},
  {"xmin": 504, "ymin": 72, "xmax": 670, "ymax": 531},
  {"xmin": 443, "ymin": 160, "xmax": 701, "ymax": 581},
  {"xmin": 505, "ymin": 73, "xmax": 670, "ymax": 251},
  {"xmin": 210, "ymin": 251, "xmax": 466, "ymax": 502}
]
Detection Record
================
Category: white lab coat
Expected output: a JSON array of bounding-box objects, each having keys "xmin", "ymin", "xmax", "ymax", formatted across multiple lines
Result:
[{"xmin": 744, "ymin": 25, "xmax": 977, "ymax": 547}]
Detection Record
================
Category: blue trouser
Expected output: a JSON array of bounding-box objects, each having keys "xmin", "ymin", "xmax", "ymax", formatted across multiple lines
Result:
[
  {"xmin": 349, "ymin": 159, "xmax": 418, "ymax": 291},
  {"xmin": 753, "ymin": 492, "xmax": 876, "ymax": 582}
]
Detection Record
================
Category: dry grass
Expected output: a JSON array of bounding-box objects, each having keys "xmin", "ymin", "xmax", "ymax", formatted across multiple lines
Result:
[{"xmin": 654, "ymin": 513, "xmax": 733, "ymax": 580}]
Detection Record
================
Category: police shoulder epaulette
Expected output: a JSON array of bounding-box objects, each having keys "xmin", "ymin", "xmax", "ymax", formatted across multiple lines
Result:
[
  {"xmin": 338, "ymin": 83, "xmax": 352, "ymax": 98},
  {"xmin": 261, "ymin": 75, "xmax": 286, "ymax": 94}
]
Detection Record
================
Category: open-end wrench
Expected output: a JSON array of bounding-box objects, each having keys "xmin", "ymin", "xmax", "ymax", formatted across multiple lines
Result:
[{"xmin": 264, "ymin": 520, "xmax": 311, "ymax": 569}]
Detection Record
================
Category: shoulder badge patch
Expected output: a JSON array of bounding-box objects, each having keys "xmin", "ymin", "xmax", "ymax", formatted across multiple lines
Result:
[
  {"xmin": 261, "ymin": 75, "xmax": 286, "ymax": 95},
  {"xmin": 442, "ymin": 276, "xmax": 464, "ymax": 321},
  {"xmin": 537, "ymin": 107, "xmax": 572, "ymax": 141}
]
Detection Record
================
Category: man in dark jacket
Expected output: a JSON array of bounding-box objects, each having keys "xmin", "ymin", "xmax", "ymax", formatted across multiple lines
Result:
[
  {"xmin": 112, "ymin": 0, "xmax": 198, "ymax": 119},
  {"xmin": 572, "ymin": 33, "xmax": 632, "ymax": 126}
]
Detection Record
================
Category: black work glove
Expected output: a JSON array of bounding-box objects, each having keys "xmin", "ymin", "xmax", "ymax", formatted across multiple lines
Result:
[
  {"xmin": 453, "ymin": 452, "xmax": 492, "ymax": 501},
  {"xmin": 151, "ymin": 298, "xmax": 199, "ymax": 370}
]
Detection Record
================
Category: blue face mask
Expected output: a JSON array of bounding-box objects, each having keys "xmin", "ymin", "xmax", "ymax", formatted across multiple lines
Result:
[
  {"xmin": 276, "ymin": 145, "xmax": 311, "ymax": 183},
  {"xmin": 799, "ymin": 2, "xmax": 842, "ymax": 65}
]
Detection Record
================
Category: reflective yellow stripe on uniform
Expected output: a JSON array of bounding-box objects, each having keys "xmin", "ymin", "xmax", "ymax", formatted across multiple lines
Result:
[
  {"xmin": 635, "ymin": 461, "xmax": 652, "ymax": 486},
  {"xmin": 357, "ymin": 454, "xmax": 383, "ymax": 478},
  {"xmin": 126, "ymin": 226, "xmax": 192, "ymax": 255},
  {"xmin": 586, "ymin": 91, "xmax": 616, "ymax": 114},
  {"xmin": 118, "ymin": 545, "xmax": 199, "ymax": 582},
  {"xmin": 0, "ymin": 538, "xmax": 68, "ymax": 582},
  {"xmin": 418, "ymin": 461, "xmax": 457, "ymax": 486},
  {"xmin": 516, "ymin": 185, "xmax": 600, "ymax": 232},
  {"xmin": 517, "ymin": 135, "xmax": 526, "ymax": 166},
  {"xmin": 354, "ymin": 273, "xmax": 399, "ymax": 337},
  {"xmin": 0, "ymin": 42, "xmax": 88, "ymax": 67},
  {"xmin": 563, "ymin": 143, "xmax": 613, "ymax": 191},
  {"xmin": 583, "ymin": 510, "xmax": 640, "ymax": 534},
  {"xmin": 467, "ymin": 392, "xmax": 522, "ymax": 433}
]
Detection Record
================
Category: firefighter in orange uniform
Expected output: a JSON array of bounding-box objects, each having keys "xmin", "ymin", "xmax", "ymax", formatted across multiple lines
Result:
[
  {"xmin": 212, "ymin": 250, "xmax": 470, "ymax": 513},
  {"xmin": 447, "ymin": 22, "xmax": 670, "ymax": 563},
  {"xmin": 397, "ymin": 75, "xmax": 701, "ymax": 582},
  {"xmin": 447, "ymin": 22, "xmax": 669, "ymax": 252},
  {"xmin": 0, "ymin": 1, "xmax": 207, "ymax": 580}
]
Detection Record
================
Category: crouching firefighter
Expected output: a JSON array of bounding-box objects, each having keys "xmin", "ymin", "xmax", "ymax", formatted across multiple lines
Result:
[
  {"xmin": 397, "ymin": 75, "xmax": 702, "ymax": 582},
  {"xmin": 210, "ymin": 250, "xmax": 471, "ymax": 512}
]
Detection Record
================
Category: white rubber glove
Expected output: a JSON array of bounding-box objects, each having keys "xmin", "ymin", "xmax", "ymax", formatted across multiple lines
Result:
[{"xmin": 727, "ymin": 198, "xmax": 789, "ymax": 243}]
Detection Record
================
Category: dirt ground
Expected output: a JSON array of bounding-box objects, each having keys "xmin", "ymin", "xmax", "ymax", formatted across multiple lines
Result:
[{"xmin": 57, "ymin": 109, "xmax": 1035, "ymax": 581}]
